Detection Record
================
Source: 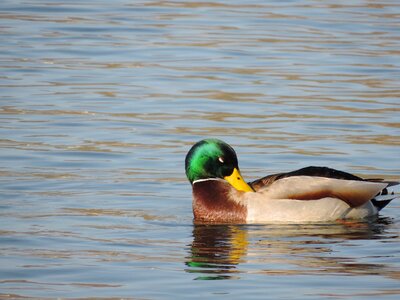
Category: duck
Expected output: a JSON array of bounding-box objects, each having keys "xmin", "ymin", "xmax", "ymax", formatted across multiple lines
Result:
[{"xmin": 185, "ymin": 138, "xmax": 398, "ymax": 223}]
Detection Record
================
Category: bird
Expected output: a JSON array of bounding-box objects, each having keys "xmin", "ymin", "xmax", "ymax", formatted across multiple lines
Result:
[{"xmin": 185, "ymin": 138, "xmax": 398, "ymax": 223}]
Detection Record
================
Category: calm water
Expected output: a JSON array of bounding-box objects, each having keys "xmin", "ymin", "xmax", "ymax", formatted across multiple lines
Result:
[{"xmin": 1, "ymin": 0, "xmax": 400, "ymax": 299}]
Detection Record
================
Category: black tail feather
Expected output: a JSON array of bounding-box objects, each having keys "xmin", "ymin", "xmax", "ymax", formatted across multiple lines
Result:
[{"xmin": 371, "ymin": 198, "xmax": 395, "ymax": 211}]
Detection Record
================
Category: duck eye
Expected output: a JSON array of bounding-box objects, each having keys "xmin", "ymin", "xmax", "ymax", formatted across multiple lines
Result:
[{"xmin": 218, "ymin": 157, "xmax": 224, "ymax": 164}]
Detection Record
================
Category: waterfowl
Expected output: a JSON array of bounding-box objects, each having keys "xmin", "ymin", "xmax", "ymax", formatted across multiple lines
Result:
[{"xmin": 185, "ymin": 139, "xmax": 398, "ymax": 223}]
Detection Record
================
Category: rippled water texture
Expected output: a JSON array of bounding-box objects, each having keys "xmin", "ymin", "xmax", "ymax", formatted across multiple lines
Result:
[{"xmin": 1, "ymin": 0, "xmax": 400, "ymax": 299}]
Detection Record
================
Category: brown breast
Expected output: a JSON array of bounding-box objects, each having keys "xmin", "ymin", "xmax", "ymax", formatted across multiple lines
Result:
[{"xmin": 192, "ymin": 179, "xmax": 247, "ymax": 223}]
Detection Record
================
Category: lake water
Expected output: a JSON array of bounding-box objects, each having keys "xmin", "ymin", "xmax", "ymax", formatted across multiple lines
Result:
[{"xmin": 1, "ymin": 0, "xmax": 400, "ymax": 299}]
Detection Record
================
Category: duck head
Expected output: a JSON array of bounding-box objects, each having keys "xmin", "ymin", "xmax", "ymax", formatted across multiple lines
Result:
[{"xmin": 185, "ymin": 139, "xmax": 254, "ymax": 192}]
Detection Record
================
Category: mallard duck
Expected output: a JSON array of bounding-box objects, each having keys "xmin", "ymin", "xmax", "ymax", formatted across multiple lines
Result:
[{"xmin": 185, "ymin": 139, "xmax": 398, "ymax": 223}]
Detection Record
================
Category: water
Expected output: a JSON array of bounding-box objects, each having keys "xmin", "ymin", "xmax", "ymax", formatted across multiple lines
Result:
[{"xmin": 1, "ymin": 0, "xmax": 399, "ymax": 298}]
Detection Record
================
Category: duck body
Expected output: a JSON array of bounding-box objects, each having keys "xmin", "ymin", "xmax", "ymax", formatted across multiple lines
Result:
[
  {"xmin": 186, "ymin": 139, "xmax": 398, "ymax": 224},
  {"xmin": 193, "ymin": 176, "xmax": 384, "ymax": 223}
]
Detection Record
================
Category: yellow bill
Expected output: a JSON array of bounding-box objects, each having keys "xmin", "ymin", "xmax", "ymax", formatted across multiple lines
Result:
[{"xmin": 224, "ymin": 168, "xmax": 254, "ymax": 192}]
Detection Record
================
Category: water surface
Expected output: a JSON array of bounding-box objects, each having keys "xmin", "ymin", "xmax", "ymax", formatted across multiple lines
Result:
[{"xmin": 1, "ymin": 0, "xmax": 399, "ymax": 299}]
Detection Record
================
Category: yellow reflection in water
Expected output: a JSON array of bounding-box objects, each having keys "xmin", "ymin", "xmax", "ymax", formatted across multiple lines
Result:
[{"xmin": 186, "ymin": 218, "xmax": 399, "ymax": 281}]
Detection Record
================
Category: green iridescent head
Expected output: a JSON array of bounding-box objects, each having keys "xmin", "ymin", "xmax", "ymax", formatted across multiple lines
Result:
[
  {"xmin": 185, "ymin": 139, "xmax": 237, "ymax": 183},
  {"xmin": 185, "ymin": 139, "xmax": 254, "ymax": 192}
]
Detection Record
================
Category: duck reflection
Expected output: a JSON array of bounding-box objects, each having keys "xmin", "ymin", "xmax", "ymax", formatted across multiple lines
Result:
[
  {"xmin": 185, "ymin": 224, "xmax": 248, "ymax": 280},
  {"xmin": 185, "ymin": 217, "xmax": 396, "ymax": 280}
]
